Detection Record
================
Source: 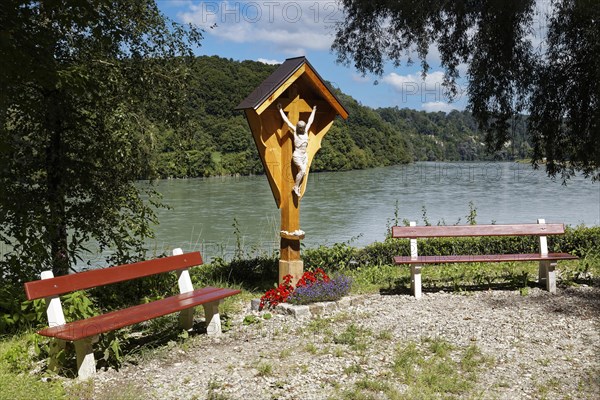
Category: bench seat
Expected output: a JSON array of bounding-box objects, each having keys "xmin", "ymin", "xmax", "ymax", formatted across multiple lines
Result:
[
  {"xmin": 394, "ymin": 252, "xmax": 578, "ymax": 265},
  {"xmin": 38, "ymin": 287, "xmax": 240, "ymax": 341}
]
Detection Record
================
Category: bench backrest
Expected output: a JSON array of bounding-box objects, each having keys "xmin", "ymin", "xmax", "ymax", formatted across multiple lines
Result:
[
  {"xmin": 392, "ymin": 223, "xmax": 565, "ymax": 239},
  {"xmin": 24, "ymin": 252, "xmax": 203, "ymax": 301}
]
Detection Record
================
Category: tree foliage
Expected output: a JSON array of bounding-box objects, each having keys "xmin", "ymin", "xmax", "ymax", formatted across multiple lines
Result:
[
  {"xmin": 332, "ymin": 0, "xmax": 599, "ymax": 180},
  {"xmin": 529, "ymin": 0, "xmax": 599, "ymax": 180},
  {"xmin": 0, "ymin": 0, "xmax": 201, "ymax": 280}
]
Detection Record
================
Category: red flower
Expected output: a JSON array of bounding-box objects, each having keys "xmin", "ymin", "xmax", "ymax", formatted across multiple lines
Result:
[
  {"xmin": 259, "ymin": 274, "xmax": 295, "ymax": 310},
  {"xmin": 259, "ymin": 269, "xmax": 332, "ymax": 310}
]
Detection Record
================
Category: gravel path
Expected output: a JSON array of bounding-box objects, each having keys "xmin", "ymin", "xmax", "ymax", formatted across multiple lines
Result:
[{"xmin": 91, "ymin": 286, "xmax": 599, "ymax": 399}]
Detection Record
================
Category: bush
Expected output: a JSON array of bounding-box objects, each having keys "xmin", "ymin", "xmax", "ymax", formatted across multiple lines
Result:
[
  {"xmin": 193, "ymin": 255, "xmax": 279, "ymax": 289},
  {"xmin": 303, "ymin": 242, "xmax": 357, "ymax": 272}
]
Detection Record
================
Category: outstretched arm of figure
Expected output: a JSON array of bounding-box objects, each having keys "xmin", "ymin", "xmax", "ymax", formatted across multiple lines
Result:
[
  {"xmin": 305, "ymin": 105, "xmax": 317, "ymax": 133},
  {"xmin": 277, "ymin": 103, "xmax": 295, "ymax": 132}
]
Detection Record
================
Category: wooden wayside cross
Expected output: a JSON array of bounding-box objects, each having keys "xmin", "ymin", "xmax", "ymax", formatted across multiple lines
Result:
[{"xmin": 236, "ymin": 57, "xmax": 348, "ymax": 285}]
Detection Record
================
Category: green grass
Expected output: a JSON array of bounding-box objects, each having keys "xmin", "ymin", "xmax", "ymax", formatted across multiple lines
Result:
[
  {"xmin": 305, "ymin": 343, "xmax": 318, "ymax": 355},
  {"xmin": 391, "ymin": 338, "xmax": 490, "ymax": 399},
  {"xmin": 331, "ymin": 338, "xmax": 491, "ymax": 400},
  {"xmin": 0, "ymin": 335, "xmax": 65, "ymax": 400},
  {"xmin": 307, "ymin": 316, "xmax": 333, "ymax": 334},
  {"xmin": 256, "ymin": 361, "xmax": 274, "ymax": 377},
  {"xmin": 0, "ymin": 369, "xmax": 65, "ymax": 400},
  {"xmin": 333, "ymin": 324, "xmax": 370, "ymax": 347},
  {"xmin": 346, "ymin": 258, "xmax": 598, "ymax": 296}
]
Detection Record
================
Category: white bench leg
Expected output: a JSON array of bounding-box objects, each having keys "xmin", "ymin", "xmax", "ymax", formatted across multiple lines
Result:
[
  {"xmin": 546, "ymin": 261, "xmax": 557, "ymax": 294},
  {"xmin": 411, "ymin": 265, "xmax": 422, "ymax": 299},
  {"xmin": 539, "ymin": 260, "xmax": 557, "ymax": 294},
  {"xmin": 203, "ymin": 301, "xmax": 223, "ymax": 336},
  {"xmin": 538, "ymin": 260, "xmax": 548, "ymax": 285},
  {"xmin": 74, "ymin": 336, "xmax": 97, "ymax": 379}
]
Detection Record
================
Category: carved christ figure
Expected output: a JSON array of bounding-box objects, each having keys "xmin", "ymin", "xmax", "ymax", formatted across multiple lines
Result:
[{"xmin": 278, "ymin": 103, "xmax": 317, "ymax": 197}]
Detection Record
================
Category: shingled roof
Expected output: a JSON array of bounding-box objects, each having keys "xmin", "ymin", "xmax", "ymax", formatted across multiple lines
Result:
[{"xmin": 235, "ymin": 56, "xmax": 348, "ymax": 119}]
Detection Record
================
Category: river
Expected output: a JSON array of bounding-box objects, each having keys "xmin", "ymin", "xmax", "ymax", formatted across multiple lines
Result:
[{"xmin": 131, "ymin": 162, "xmax": 599, "ymax": 262}]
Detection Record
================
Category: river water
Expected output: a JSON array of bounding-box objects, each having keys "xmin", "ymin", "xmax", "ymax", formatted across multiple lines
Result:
[{"xmin": 140, "ymin": 162, "xmax": 599, "ymax": 261}]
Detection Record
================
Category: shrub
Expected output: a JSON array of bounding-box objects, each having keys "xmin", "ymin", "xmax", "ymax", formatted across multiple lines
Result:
[{"xmin": 303, "ymin": 243, "xmax": 357, "ymax": 272}]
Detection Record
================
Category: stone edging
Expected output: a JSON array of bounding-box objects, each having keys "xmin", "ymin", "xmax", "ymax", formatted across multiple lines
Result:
[{"xmin": 250, "ymin": 295, "xmax": 367, "ymax": 318}]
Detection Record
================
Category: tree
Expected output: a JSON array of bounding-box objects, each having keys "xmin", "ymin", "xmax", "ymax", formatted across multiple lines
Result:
[
  {"xmin": 528, "ymin": 0, "xmax": 599, "ymax": 180},
  {"xmin": 332, "ymin": 0, "xmax": 599, "ymax": 181},
  {"xmin": 0, "ymin": 0, "xmax": 201, "ymax": 281}
]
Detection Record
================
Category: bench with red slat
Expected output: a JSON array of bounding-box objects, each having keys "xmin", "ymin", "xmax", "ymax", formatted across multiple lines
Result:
[
  {"xmin": 24, "ymin": 250, "xmax": 240, "ymax": 379},
  {"xmin": 391, "ymin": 220, "xmax": 578, "ymax": 298}
]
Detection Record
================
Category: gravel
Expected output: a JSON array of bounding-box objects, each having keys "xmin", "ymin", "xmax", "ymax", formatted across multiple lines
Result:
[{"xmin": 90, "ymin": 286, "xmax": 599, "ymax": 399}]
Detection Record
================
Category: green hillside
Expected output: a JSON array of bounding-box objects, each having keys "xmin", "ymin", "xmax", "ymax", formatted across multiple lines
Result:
[
  {"xmin": 378, "ymin": 107, "xmax": 530, "ymax": 162},
  {"xmin": 150, "ymin": 56, "xmax": 530, "ymax": 179}
]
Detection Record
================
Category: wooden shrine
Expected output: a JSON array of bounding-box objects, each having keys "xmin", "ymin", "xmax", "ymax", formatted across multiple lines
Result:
[{"xmin": 236, "ymin": 57, "xmax": 349, "ymax": 284}]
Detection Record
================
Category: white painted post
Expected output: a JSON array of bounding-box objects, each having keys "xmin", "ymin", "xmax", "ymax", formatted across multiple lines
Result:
[
  {"xmin": 173, "ymin": 248, "xmax": 195, "ymax": 330},
  {"xmin": 546, "ymin": 261, "xmax": 557, "ymax": 294},
  {"xmin": 411, "ymin": 265, "xmax": 422, "ymax": 299},
  {"xmin": 409, "ymin": 221, "xmax": 422, "ymax": 299},
  {"xmin": 41, "ymin": 271, "xmax": 66, "ymax": 327},
  {"xmin": 203, "ymin": 301, "xmax": 223, "ymax": 336},
  {"xmin": 410, "ymin": 222, "xmax": 418, "ymax": 260},
  {"xmin": 41, "ymin": 271, "xmax": 66, "ymax": 372},
  {"xmin": 74, "ymin": 337, "xmax": 97, "ymax": 379},
  {"xmin": 537, "ymin": 219, "xmax": 554, "ymax": 293}
]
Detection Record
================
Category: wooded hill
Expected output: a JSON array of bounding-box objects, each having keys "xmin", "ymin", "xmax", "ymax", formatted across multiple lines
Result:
[{"xmin": 151, "ymin": 56, "xmax": 530, "ymax": 178}]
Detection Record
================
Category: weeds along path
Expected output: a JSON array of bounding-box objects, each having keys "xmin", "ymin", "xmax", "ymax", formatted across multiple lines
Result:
[{"xmin": 87, "ymin": 286, "xmax": 599, "ymax": 400}]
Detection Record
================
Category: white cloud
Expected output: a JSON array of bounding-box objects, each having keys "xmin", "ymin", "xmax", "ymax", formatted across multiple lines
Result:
[
  {"xmin": 422, "ymin": 101, "xmax": 460, "ymax": 113},
  {"xmin": 257, "ymin": 58, "xmax": 282, "ymax": 65},
  {"xmin": 351, "ymin": 74, "xmax": 371, "ymax": 84},
  {"xmin": 382, "ymin": 71, "xmax": 445, "ymax": 92},
  {"xmin": 382, "ymin": 70, "xmax": 468, "ymax": 105},
  {"xmin": 178, "ymin": 1, "xmax": 343, "ymax": 53}
]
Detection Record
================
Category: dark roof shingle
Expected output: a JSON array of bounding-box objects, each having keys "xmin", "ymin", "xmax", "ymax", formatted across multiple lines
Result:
[{"xmin": 235, "ymin": 57, "xmax": 347, "ymax": 118}]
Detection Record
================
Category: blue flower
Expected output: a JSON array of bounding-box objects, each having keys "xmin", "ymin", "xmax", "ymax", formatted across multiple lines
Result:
[{"xmin": 287, "ymin": 275, "xmax": 352, "ymax": 305}]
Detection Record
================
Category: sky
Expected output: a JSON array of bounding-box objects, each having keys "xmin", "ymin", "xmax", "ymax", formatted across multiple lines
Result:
[
  {"xmin": 155, "ymin": 0, "xmax": 473, "ymax": 112},
  {"xmin": 156, "ymin": 1, "xmax": 552, "ymax": 112}
]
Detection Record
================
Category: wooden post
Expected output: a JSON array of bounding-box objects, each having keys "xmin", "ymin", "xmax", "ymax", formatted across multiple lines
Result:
[{"xmin": 278, "ymin": 86, "xmax": 312, "ymax": 285}]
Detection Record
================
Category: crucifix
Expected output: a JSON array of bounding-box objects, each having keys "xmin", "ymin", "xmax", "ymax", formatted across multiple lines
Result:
[
  {"xmin": 277, "ymin": 85, "xmax": 315, "ymax": 282},
  {"xmin": 235, "ymin": 57, "xmax": 349, "ymax": 285}
]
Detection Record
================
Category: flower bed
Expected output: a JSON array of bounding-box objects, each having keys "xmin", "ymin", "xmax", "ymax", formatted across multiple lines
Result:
[
  {"xmin": 259, "ymin": 268, "xmax": 352, "ymax": 311},
  {"xmin": 287, "ymin": 275, "xmax": 352, "ymax": 305}
]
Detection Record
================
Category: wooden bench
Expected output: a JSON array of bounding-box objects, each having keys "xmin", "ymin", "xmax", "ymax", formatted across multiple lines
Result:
[
  {"xmin": 392, "ymin": 219, "xmax": 578, "ymax": 298},
  {"xmin": 24, "ymin": 248, "xmax": 240, "ymax": 379}
]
